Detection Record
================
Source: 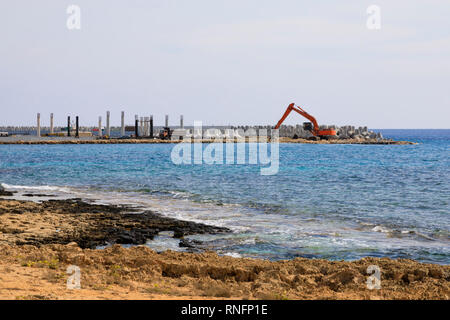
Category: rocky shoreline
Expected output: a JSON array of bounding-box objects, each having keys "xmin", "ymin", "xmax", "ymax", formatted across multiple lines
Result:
[
  {"xmin": 0, "ymin": 137, "xmax": 416, "ymax": 145},
  {"xmin": 0, "ymin": 198, "xmax": 229, "ymax": 249},
  {"xmin": 0, "ymin": 195, "xmax": 448, "ymax": 300}
]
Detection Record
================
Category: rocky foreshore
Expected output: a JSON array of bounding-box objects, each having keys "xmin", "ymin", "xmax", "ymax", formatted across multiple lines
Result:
[
  {"xmin": 0, "ymin": 196, "xmax": 448, "ymax": 299},
  {"xmin": 0, "ymin": 137, "xmax": 416, "ymax": 145},
  {"xmin": 0, "ymin": 198, "xmax": 229, "ymax": 249}
]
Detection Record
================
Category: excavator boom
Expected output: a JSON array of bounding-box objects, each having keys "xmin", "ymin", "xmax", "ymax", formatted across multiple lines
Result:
[{"xmin": 274, "ymin": 103, "xmax": 336, "ymax": 138}]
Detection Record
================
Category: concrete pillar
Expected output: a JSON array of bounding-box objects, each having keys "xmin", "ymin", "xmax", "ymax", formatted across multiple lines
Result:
[
  {"xmin": 67, "ymin": 116, "xmax": 71, "ymax": 137},
  {"xmin": 144, "ymin": 117, "xmax": 149, "ymax": 136},
  {"xmin": 75, "ymin": 116, "xmax": 79, "ymax": 137},
  {"xmin": 134, "ymin": 115, "xmax": 139, "ymax": 138},
  {"xmin": 180, "ymin": 115, "xmax": 184, "ymax": 128},
  {"xmin": 106, "ymin": 111, "xmax": 110, "ymax": 137},
  {"xmin": 140, "ymin": 117, "xmax": 144, "ymax": 136},
  {"xmin": 121, "ymin": 111, "xmax": 125, "ymax": 137},
  {"xmin": 36, "ymin": 113, "xmax": 41, "ymax": 137},
  {"xmin": 165, "ymin": 115, "xmax": 169, "ymax": 127},
  {"xmin": 98, "ymin": 116, "xmax": 102, "ymax": 137},
  {"xmin": 50, "ymin": 113, "xmax": 54, "ymax": 134},
  {"xmin": 150, "ymin": 115, "xmax": 154, "ymax": 138}
]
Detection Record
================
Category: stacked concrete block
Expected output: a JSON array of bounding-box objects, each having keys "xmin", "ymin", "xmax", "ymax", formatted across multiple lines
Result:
[
  {"xmin": 203, "ymin": 128, "xmax": 223, "ymax": 139},
  {"xmin": 171, "ymin": 128, "xmax": 190, "ymax": 140}
]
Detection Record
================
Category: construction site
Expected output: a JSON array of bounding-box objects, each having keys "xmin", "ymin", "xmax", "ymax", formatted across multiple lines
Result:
[{"xmin": 0, "ymin": 104, "xmax": 412, "ymax": 145}]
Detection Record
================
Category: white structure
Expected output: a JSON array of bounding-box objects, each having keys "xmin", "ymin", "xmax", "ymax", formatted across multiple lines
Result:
[
  {"xmin": 106, "ymin": 111, "xmax": 110, "ymax": 137},
  {"xmin": 121, "ymin": 111, "xmax": 125, "ymax": 136},
  {"xmin": 144, "ymin": 117, "xmax": 149, "ymax": 136},
  {"xmin": 140, "ymin": 117, "xmax": 144, "ymax": 136},
  {"xmin": 36, "ymin": 113, "xmax": 41, "ymax": 137},
  {"xmin": 98, "ymin": 116, "xmax": 102, "ymax": 137},
  {"xmin": 165, "ymin": 115, "xmax": 169, "ymax": 127},
  {"xmin": 50, "ymin": 113, "xmax": 54, "ymax": 134},
  {"xmin": 171, "ymin": 128, "xmax": 190, "ymax": 140}
]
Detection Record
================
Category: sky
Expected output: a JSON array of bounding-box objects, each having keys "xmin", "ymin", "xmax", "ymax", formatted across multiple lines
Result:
[{"xmin": 0, "ymin": 0, "xmax": 449, "ymax": 128}]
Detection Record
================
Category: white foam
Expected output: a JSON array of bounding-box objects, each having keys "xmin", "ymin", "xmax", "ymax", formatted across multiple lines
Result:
[
  {"xmin": 222, "ymin": 252, "xmax": 242, "ymax": 258},
  {"xmin": 372, "ymin": 226, "xmax": 391, "ymax": 233},
  {"xmin": 1, "ymin": 183, "xmax": 71, "ymax": 193}
]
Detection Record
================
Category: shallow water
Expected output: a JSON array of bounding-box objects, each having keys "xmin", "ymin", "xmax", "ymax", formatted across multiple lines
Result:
[{"xmin": 0, "ymin": 129, "xmax": 449, "ymax": 264}]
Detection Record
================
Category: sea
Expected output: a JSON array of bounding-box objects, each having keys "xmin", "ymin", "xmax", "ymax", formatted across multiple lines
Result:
[{"xmin": 0, "ymin": 129, "xmax": 448, "ymax": 264}]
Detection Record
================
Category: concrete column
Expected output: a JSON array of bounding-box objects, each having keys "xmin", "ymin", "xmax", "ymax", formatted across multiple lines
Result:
[
  {"xmin": 75, "ymin": 116, "xmax": 79, "ymax": 137},
  {"xmin": 67, "ymin": 116, "xmax": 71, "ymax": 137},
  {"xmin": 140, "ymin": 117, "xmax": 144, "ymax": 136},
  {"xmin": 50, "ymin": 113, "xmax": 54, "ymax": 134},
  {"xmin": 121, "ymin": 111, "xmax": 125, "ymax": 137},
  {"xmin": 106, "ymin": 111, "xmax": 110, "ymax": 137},
  {"xmin": 134, "ymin": 115, "xmax": 139, "ymax": 138},
  {"xmin": 180, "ymin": 115, "xmax": 184, "ymax": 128},
  {"xmin": 165, "ymin": 115, "xmax": 169, "ymax": 127},
  {"xmin": 150, "ymin": 115, "xmax": 154, "ymax": 138},
  {"xmin": 98, "ymin": 116, "xmax": 102, "ymax": 137},
  {"xmin": 144, "ymin": 117, "xmax": 149, "ymax": 136},
  {"xmin": 36, "ymin": 113, "xmax": 41, "ymax": 137}
]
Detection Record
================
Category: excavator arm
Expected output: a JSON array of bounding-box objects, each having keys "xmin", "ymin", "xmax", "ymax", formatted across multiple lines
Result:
[{"xmin": 274, "ymin": 103, "xmax": 336, "ymax": 137}]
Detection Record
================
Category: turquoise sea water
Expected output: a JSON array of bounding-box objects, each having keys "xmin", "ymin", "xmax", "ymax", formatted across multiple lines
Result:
[{"xmin": 0, "ymin": 129, "xmax": 449, "ymax": 264}]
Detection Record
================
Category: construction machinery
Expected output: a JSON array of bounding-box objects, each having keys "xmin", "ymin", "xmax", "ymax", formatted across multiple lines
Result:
[
  {"xmin": 159, "ymin": 127, "xmax": 173, "ymax": 140},
  {"xmin": 274, "ymin": 103, "xmax": 337, "ymax": 139}
]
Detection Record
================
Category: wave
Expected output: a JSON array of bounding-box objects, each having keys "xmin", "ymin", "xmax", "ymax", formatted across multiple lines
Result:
[{"xmin": 1, "ymin": 183, "xmax": 71, "ymax": 193}]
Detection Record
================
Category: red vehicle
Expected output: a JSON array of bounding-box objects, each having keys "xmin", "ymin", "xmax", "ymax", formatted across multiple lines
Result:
[{"xmin": 274, "ymin": 103, "xmax": 337, "ymax": 138}]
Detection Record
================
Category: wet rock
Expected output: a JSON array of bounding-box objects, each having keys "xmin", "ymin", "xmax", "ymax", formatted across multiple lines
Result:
[
  {"xmin": 1, "ymin": 198, "xmax": 230, "ymax": 249},
  {"xmin": 179, "ymin": 239, "xmax": 203, "ymax": 248},
  {"xmin": 0, "ymin": 186, "xmax": 15, "ymax": 196}
]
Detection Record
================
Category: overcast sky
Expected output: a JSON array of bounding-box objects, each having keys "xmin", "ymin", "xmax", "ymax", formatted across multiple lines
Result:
[{"xmin": 0, "ymin": 1, "xmax": 449, "ymax": 128}]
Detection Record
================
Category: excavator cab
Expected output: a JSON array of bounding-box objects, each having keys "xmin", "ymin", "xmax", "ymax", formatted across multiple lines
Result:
[
  {"xmin": 303, "ymin": 122, "xmax": 313, "ymax": 131},
  {"xmin": 159, "ymin": 127, "xmax": 173, "ymax": 140}
]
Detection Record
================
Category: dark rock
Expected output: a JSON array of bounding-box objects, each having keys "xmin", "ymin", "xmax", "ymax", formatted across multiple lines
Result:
[
  {"xmin": 8, "ymin": 199, "xmax": 231, "ymax": 249},
  {"xmin": 179, "ymin": 239, "xmax": 203, "ymax": 248},
  {"xmin": 0, "ymin": 185, "xmax": 15, "ymax": 196}
]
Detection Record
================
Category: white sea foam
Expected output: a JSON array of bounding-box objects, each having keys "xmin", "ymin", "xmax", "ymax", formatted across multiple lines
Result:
[
  {"xmin": 1, "ymin": 183, "xmax": 71, "ymax": 193},
  {"xmin": 222, "ymin": 252, "xmax": 242, "ymax": 258},
  {"xmin": 372, "ymin": 225, "xmax": 391, "ymax": 233}
]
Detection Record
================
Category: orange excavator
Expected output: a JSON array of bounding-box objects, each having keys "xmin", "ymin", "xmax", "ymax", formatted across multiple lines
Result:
[{"xmin": 274, "ymin": 103, "xmax": 337, "ymax": 139}]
